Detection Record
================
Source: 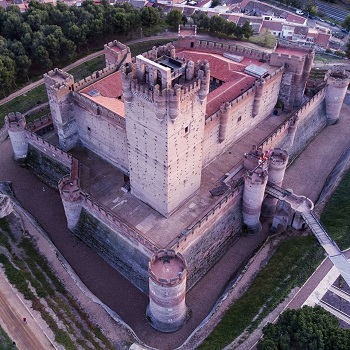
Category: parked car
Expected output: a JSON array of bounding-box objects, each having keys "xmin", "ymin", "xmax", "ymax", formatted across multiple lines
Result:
[
  {"xmin": 295, "ymin": 9, "xmax": 304, "ymax": 15},
  {"xmin": 341, "ymin": 28, "xmax": 349, "ymax": 33}
]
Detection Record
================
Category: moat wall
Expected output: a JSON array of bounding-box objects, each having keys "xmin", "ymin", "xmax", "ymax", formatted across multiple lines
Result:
[
  {"xmin": 175, "ymin": 185, "xmax": 243, "ymax": 289},
  {"xmin": 27, "ymin": 143, "xmax": 70, "ymax": 189},
  {"xmin": 74, "ymin": 208, "xmax": 152, "ymax": 293}
]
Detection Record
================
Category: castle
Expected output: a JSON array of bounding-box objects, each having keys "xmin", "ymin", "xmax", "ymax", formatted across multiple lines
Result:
[{"xmin": 5, "ymin": 29, "xmax": 350, "ymax": 332}]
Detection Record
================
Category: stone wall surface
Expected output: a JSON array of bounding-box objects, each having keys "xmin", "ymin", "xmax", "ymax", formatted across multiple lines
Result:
[
  {"xmin": 73, "ymin": 105, "xmax": 129, "ymax": 172},
  {"xmin": 74, "ymin": 209, "xmax": 152, "ymax": 293},
  {"xmin": 26, "ymin": 144, "xmax": 70, "ymax": 190},
  {"xmin": 176, "ymin": 187, "xmax": 243, "ymax": 290}
]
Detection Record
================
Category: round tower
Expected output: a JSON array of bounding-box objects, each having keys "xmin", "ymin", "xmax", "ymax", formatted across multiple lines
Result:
[
  {"xmin": 252, "ymin": 79, "xmax": 266, "ymax": 117},
  {"xmin": 285, "ymin": 115, "xmax": 298, "ymax": 151},
  {"xmin": 147, "ymin": 250, "xmax": 187, "ymax": 333},
  {"xmin": 325, "ymin": 70, "xmax": 350, "ymax": 125},
  {"xmin": 5, "ymin": 112, "xmax": 28, "ymax": 162},
  {"xmin": 262, "ymin": 148, "xmax": 289, "ymax": 217},
  {"xmin": 242, "ymin": 167, "xmax": 268, "ymax": 234},
  {"xmin": 58, "ymin": 176, "xmax": 83, "ymax": 230}
]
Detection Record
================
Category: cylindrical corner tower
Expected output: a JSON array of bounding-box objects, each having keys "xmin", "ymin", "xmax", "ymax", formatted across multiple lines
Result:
[
  {"xmin": 262, "ymin": 148, "xmax": 289, "ymax": 217},
  {"xmin": 5, "ymin": 112, "xmax": 28, "ymax": 161},
  {"xmin": 242, "ymin": 168, "xmax": 268, "ymax": 234},
  {"xmin": 147, "ymin": 250, "xmax": 187, "ymax": 333},
  {"xmin": 325, "ymin": 70, "xmax": 350, "ymax": 125},
  {"xmin": 58, "ymin": 176, "xmax": 82, "ymax": 230}
]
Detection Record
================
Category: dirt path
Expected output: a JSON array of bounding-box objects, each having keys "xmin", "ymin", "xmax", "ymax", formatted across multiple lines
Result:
[{"xmin": 0, "ymin": 268, "xmax": 56, "ymax": 350}]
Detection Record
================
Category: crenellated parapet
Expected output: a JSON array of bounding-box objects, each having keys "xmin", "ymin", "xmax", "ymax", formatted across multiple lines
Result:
[
  {"xmin": 147, "ymin": 250, "xmax": 187, "ymax": 332},
  {"xmin": 5, "ymin": 112, "xmax": 28, "ymax": 161},
  {"xmin": 74, "ymin": 64, "xmax": 119, "ymax": 92},
  {"xmin": 325, "ymin": 69, "xmax": 350, "ymax": 125},
  {"xmin": 176, "ymin": 38, "xmax": 271, "ymax": 61}
]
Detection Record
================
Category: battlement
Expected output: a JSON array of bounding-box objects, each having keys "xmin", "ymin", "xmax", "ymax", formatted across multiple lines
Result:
[
  {"xmin": 59, "ymin": 176, "xmax": 81, "ymax": 202},
  {"xmin": 74, "ymin": 63, "xmax": 119, "ymax": 92},
  {"xmin": 142, "ymin": 42, "xmax": 176, "ymax": 61},
  {"xmin": 5, "ymin": 112, "xmax": 26, "ymax": 130},
  {"xmin": 72, "ymin": 92, "xmax": 125, "ymax": 129},
  {"xmin": 149, "ymin": 250, "xmax": 186, "ymax": 286},
  {"xmin": 169, "ymin": 181, "xmax": 243, "ymax": 250},
  {"xmin": 27, "ymin": 132, "xmax": 73, "ymax": 168},
  {"xmin": 277, "ymin": 40, "xmax": 315, "ymax": 53},
  {"xmin": 177, "ymin": 39, "xmax": 271, "ymax": 61},
  {"xmin": 80, "ymin": 191, "xmax": 158, "ymax": 253},
  {"xmin": 325, "ymin": 69, "xmax": 350, "ymax": 88},
  {"xmin": 26, "ymin": 115, "xmax": 52, "ymax": 133},
  {"xmin": 44, "ymin": 68, "xmax": 74, "ymax": 91}
]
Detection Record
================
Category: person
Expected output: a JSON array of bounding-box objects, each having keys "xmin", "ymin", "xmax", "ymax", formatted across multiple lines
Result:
[{"xmin": 23, "ymin": 317, "xmax": 27, "ymax": 323}]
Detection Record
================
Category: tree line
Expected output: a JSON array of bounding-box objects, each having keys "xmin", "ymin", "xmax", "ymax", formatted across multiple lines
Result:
[{"xmin": 0, "ymin": 0, "xmax": 254, "ymax": 95}]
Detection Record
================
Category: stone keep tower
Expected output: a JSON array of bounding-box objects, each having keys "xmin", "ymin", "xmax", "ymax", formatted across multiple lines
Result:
[
  {"xmin": 147, "ymin": 250, "xmax": 187, "ymax": 332},
  {"xmin": 325, "ymin": 70, "xmax": 350, "ymax": 125},
  {"xmin": 122, "ymin": 53, "xmax": 210, "ymax": 217},
  {"xmin": 44, "ymin": 68, "xmax": 77, "ymax": 151}
]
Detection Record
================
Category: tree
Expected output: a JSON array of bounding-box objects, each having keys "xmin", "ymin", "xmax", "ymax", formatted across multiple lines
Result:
[
  {"xmin": 209, "ymin": 15, "xmax": 226, "ymax": 33},
  {"xmin": 257, "ymin": 306, "xmax": 350, "ymax": 350},
  {"xmin": 343, "ymin": 14, "xmax": 350, "ymax": 31},
  {"xmin": 166, "ymin": 9, "xmax": 183, "ymax": 30},
  {"xmin": 211, "ymin": 0, "xmax": 221, "ymax": 7},
  {"xmin": 242, "ymin": 21, "xmax": 254, "ymax": 39},
  {"xmin": 0, "ymin": 55, "xmax": 16, "ymax": 93},
  {"xmin": 140, "ymin": 7, "xmax": 161, "ymax": 35}
]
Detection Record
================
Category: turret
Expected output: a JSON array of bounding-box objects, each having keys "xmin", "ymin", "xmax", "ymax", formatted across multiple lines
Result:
[
  {"xmin": 147, "ymin": 250, "xmax": 187, "ymax": 332},
  {"xmin": 104, "ymin": 40, "xmax": 131, "ymax": 67},
  {"xmin": 197, "ymin": 60, "xmax": 210, "ymax": 103},
  {"xmin": 325, "ymin": 70, "xmax": 350, "ymax": 125},
  {"xmin": 262, "ymin": 148, "xmax": 289, "ymax": 217},
  {"xmin": 5, "ymin": 112, "xmax": 28, "ymax": 161},
  {"xmin": 242, "ymin": 147, "xmax": 268, "ymax": 235},
  {"xmin": 252, "ymin": 79, "xmax": 265, "ymax": 117},
  {"xmin": 218, "ymin": 102, "xmax": 231, "ymax": 143},
  {"xmin": 58, "ymin": 175, "xmax": 82, "ymax": 230},
  {"xmin": 285, "ymin": 115, "xmax": 298, "ymax": 151},
  {"xmin": 44, "ymin": 68, "xmax": 77, "ymax": 151}
]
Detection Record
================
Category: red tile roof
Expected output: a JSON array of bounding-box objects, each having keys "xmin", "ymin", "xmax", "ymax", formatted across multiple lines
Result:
[
  {"xmin": 80, "ymin": 70, "xmax": 123, "ymax": 98},
  {"xmin": 177, "ymin": 50, "xmax": 257, "ymax": 117},
  {"xmin": 314, "ymin": 33, "xmax": 331, "ymax": 48}
]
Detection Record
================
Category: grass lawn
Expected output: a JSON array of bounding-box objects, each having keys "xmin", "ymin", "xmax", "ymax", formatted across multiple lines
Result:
[
  {"xmin": 321, "ymin": 169, "xmax": 350, "ymax": 250},
  {"xmin": 0, "ymin": 325, "xmax": 15, "ymax": 349},
  {"xmin": 0, "ymin": 85, "xmax": 47, "ymax": 127},
  {"xmin": 198, "ymin": 235, "xmax": 324, "ymax": 350},
  {"xmin": 200, "ymin": 167, "xmax": 350, "ymax": 349}
]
